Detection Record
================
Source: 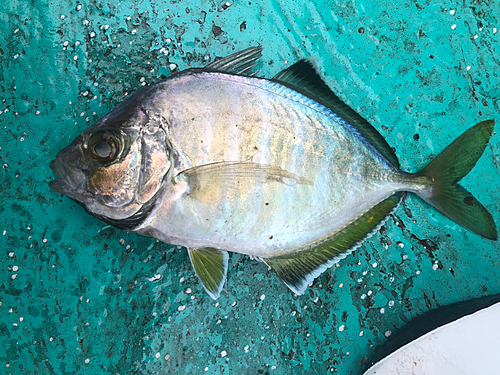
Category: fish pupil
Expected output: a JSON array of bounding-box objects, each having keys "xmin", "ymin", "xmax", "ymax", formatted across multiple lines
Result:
[{"xmin": 94, "ymin": 140, "xmax": 112, "ymax": 158}]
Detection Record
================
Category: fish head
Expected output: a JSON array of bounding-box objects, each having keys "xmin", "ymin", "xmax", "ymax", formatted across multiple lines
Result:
[{"xmin": 49, "ymin": 104, "xmax": 172, "ymax": 222}]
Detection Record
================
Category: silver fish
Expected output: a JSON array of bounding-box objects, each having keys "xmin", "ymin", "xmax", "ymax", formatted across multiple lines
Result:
[{"xmin": 49, "ymin": 47, "xmax": 497, "ymax": 299}]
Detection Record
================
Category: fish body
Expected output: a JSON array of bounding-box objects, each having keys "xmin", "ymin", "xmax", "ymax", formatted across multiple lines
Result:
[
  {"xmin": 135, "ymin": 72, "xmax": 405, "ymax": 257},
  {"xmin": 49, "ymin": 47, "xmax": 497, "ymax": 299}
]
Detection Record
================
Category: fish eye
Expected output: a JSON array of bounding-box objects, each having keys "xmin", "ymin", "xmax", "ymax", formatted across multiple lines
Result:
[{"xmin": 89, "ymin": 131, "xmax": 121, "ymax": 162}]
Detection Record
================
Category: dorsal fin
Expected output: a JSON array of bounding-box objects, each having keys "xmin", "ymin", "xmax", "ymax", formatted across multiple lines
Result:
[
  {"xmin": 273, "ymin": 60, "xmax": 399, "ymax": 168},
  {"xmin": 205, "ymin": 46, "xmax": 263, "ymax": 77}
]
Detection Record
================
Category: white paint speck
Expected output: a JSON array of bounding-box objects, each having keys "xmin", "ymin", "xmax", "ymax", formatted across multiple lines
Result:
[
  {"xmin": 3, "ymin": 230, "xmax": 6, "ymax": 236},
  {"xmin": 12, "ymin": 266, "xmax": 18, "ymax": 272},
  {"xmin": 339, "ymin": 283, "xmax": 343, "ymax": 288},
  {"xmin": 359, "ymin": 331, "xmax": 364, "ymax": 337},
  {"xmin": 385, "ymin": 330, "xmax": 392, "ymax": 337},
  {"xmin": 60, "ymin": 15, "xmax": 66, "ymax": 19},
  {"xmin": 35, "ymin": 110, "xmax": 40, "ymax": 115},
  {"xmin": 260, "ymin": 294, "xmax": 266, "ymax": 301},
  {"xmin": 42, "ymin": 238, "xmax": 48, "ymax": 243},
  {"xmin": 339, "ymin": 325, "xmax": 345, "ymax": 332},
  {"xmin": 493, "ymin": 28, "xmax": 497, "ymax": 34},
  {"xmin": 169, "ymin": 63, "xmax": 177, "ymax": 70},
  {"xmin": 357, "ymin": 278, "xmax": 363, "ymax": 283},
  {"xmin": 19, "ymin": 317, "xmax": 23, "ymax": 322},
  {"xmin": 474, "ymin": 34, "xmax": 479, "ymax": 39},
  {"xmin": 63, "ymin": 41, "xmax": 69, "ymax": 47},
  {"xmin": 85, "ymin": 358, "xmax": 90, "ymax": 364},
  {"xmin": 399, "ymin": 243, "xmax": 404, "ymax": 249},
  {"xmin": 180, "ymin": 277, "xmax": 185, "ymax": 283},
  {"xmin": 9, "ymin": 308, "xmax": 13, "ymax": 313},
  {"xmin": 368, "ymin": 290, "xmax": 372, "ymax": 296},
  {"xmin": 432, "ymin": 264, "xmax": 439, "ymax": 270},
  {"xmin": 451, "ymin": 24, "xmax": 457, "ymax": 30},
  {"xmin": 76, "ymin": 4, "xmax": 82, "ymax": 10},
  {"xmin": 221, "ymin": 350, "xmax": 227, "ymax": 357},
  {"xmin": 185, "ymin": 288, "xmax": 191, "ymax": 294},
  {"xmin": 49, "ymin": 337, "xmax": 54, "ymax": 342},
  {"xmin": 449, "ymin": 9, "xmax": 455, "ymax": 15},
  {"xmin": 372, "ymin": 262, "xmax": 378, "ymax": 268},
  {"xmin": 177, "ymin": 305, "xmax": 186, "ymax": 311},
  {"xmin": 164, "ymin": 354, "xmax": 170, "ymax": 360},
  {"xmin": 467, "ymin": 66, "xmax": 471, "ymax": 71},
  {"xmin": 83, "ymin": 20, "xmax": 89, "ymax": 26},
  {"xmin": 148, "ymin": 274, "xmax": 161, "ymax": 282},
  {"xmin": 205, "ymin": 367, "xmax": 208, "ymax": 372},
  {"xmin": 90, "ymin": 32, "xmax": 95, "ymax": 38},
  {"xmin": 11, "ymin": 274, "xmax": 17, "ymax": 280},
  {"xmin": 416, "ymin": 270, "xmax": 421, "ymax": 275},
  {"xmin": 155, "ymin": 352, "xmax": 160, "ymax": 359},
  {"xmin": 388, "ymin": 300, "xmax": 395, "ymax": 307},
  {"xmin": 73, "ymin": 55, "xmax": 78, "ymax": 61},
  {"xmin": 361, "ymin": 294, "xmax": 366, "ymax": 300},
  {"xmin": 8, "ymin": 252, "xmax": 14, "ymax": 257}
]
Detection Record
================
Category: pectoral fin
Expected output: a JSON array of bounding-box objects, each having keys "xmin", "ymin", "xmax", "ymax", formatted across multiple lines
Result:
[
  {"xmin": 180, "ymin": 161, "xmax": 312, "ymax": 202},
  {"xmin": 188, "ymin": 248, "xmax": 229, "ymax": 300},
  {"xmin": 264, "ymin": 193, "xmax": 404, "ymax": 295}
]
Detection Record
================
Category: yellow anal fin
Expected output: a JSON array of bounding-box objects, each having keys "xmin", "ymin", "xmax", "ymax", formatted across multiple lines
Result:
[{"xmin": 264, "ymin": 193, "xmax": 404, "ymax": 295}]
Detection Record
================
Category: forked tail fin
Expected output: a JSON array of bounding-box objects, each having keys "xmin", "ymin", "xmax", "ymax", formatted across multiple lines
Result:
[{"xmin": 415, "ymin": 120, "xmax": 497, "ymax": 240}]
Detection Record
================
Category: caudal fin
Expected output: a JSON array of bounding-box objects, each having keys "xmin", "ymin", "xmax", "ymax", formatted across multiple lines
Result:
[{"xmin": 415, "ymin": 120, "xmax": 497, "ymax": 240}]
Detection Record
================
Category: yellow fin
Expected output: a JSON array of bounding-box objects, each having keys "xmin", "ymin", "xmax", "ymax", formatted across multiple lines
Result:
[
  {"xmin": 180, "ymin": 161, "xmax": 312, "ymax": 202},
  {"xmin": 264, "ymin": 193, "xmax": 404, "ymax": 295},
  {"xmin": 188, "ymin": 248, "xmax": 229, "ymax": 300}
]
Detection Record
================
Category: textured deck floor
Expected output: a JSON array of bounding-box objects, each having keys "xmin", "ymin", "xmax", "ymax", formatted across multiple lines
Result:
[{"xmin": 1, "ymin": 1, "xmax": 499, "ymax": 374}]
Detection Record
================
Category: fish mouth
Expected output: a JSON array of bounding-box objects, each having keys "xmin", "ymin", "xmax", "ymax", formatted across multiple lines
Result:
[{"xmin": 48, "ymin": 158, "xmax": 86, "ymax": 195}]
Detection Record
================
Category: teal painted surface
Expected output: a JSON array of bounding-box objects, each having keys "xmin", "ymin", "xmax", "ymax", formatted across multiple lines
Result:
[{"xmin": 1, "ymin": 0, "xmax": 499, "ymax": 374}]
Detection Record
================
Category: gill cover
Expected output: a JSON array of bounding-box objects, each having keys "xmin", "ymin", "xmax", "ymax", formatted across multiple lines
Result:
[{"xmin": 50, "ymin": 105, "xmax": 171, "ymax": 224}]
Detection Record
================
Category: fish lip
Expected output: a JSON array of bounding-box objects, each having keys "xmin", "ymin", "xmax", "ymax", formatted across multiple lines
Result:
[{"xmin": 48, "ymin": 158, "xmax": 86, "ymax": 193}]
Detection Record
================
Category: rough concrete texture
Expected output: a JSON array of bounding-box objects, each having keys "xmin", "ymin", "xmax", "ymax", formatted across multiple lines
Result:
[{"xmin": 1, "ymin": 0, "xmax": 499, "ymax": 374}]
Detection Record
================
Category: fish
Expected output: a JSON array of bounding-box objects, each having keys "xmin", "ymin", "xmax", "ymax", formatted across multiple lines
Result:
[{"xmin": 49, "ymin": 46, "xmax": 497, "ymax": 299}]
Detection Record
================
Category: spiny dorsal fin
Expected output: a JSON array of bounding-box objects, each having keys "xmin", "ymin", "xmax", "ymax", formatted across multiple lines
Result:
[
  {"xmin": 273, "ymin": 60, "xmax": 399, "ymax": 168},
  {"xmin": 205, "ymin": 46, "xmax": 263, "ymax": 76},
  {"xmin": 188, "ymin": 248, "xmax": 229, "ymax": 299},
  {"xmin": 264, "ymin": 192, "xmax": 404, "ymax": 295}
]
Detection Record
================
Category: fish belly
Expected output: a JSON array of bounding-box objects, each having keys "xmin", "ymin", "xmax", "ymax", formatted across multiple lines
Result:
[{"xmin": 138, "ymin": 73, "xmax": 401, "ymax": 257}]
